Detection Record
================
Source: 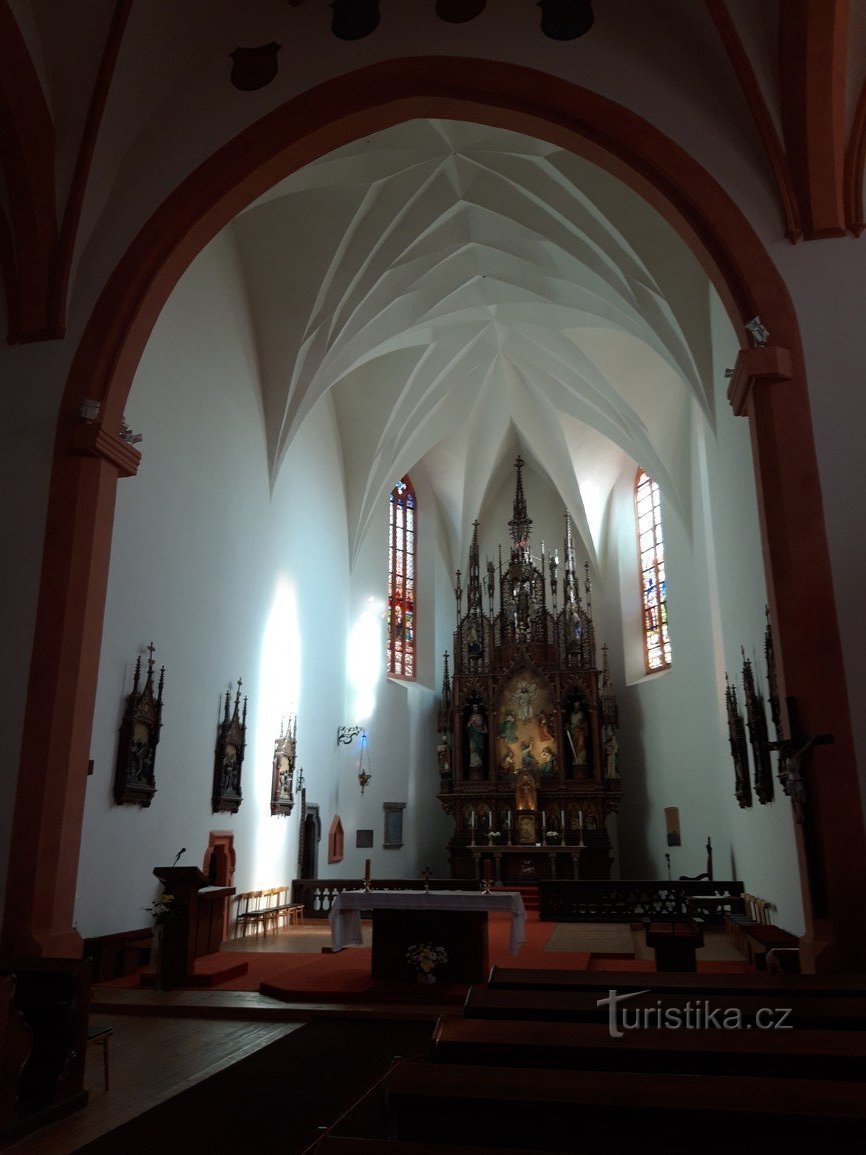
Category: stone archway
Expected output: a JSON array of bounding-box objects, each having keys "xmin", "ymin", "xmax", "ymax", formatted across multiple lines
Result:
[{"xmin": 4, "ymin": 57, "xmax": 863, "ymax": 970}]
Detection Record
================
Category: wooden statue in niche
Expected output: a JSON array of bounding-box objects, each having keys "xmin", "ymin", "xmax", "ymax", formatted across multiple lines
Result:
[
  {"xmin": 564, "ymin": 692, "xmax": 591, "ymax": 777},
  {"xmin": 114, "ymin": 643, "xmax": 165, "ymax": 807},
  {"xmin": 464, "ymin": 700, "xmax": 488, "ymax": 779}
]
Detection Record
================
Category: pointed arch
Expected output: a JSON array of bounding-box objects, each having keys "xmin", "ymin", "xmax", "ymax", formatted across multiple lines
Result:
[{"xmin": 6, "ymin": 57, "xmax": 864, "ymax": 970}]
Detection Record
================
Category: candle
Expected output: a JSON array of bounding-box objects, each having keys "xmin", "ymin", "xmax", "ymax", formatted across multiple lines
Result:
[
  {"xmin": 579, "ymin": 811, "xmax": 584, "ymax": 829},
  {"xmin": 364, "ymin": 858, "xmax": 371, "ymax": 883},
  {"xmin": 560, "ymin": 809, "xmax": 566, "ymax": 831},
  {"xmin": 470, "ymin": 809, "xmax": 475, "ymax": 828},
  {"xmin": 506, "ymin": 809, "xmax": 511, "ymax": 827}
]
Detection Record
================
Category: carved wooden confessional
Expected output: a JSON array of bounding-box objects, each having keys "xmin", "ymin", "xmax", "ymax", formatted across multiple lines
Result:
[{"xmin": 436, "ymin": 458, "xmax": 622, "ymax": 882}]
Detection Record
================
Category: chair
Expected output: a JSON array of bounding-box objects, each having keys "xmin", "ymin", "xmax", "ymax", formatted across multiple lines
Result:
[
  {"xmin": 87, "ymin": 1025, "xmax": 112, "ymax": 1091},
  {"xmin": 234, "ymin": 890, "xmax": 267, "ymax": 937}
]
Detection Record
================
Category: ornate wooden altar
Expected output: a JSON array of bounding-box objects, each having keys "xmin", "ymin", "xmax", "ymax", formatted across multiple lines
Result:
[{"xmin": 437, "ymin": 458, "xmax": 622, "ymax": 881}]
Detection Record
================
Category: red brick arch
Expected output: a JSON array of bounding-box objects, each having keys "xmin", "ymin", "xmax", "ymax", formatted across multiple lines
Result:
[{"xmin": 5, "ymin": 57, "xmax": 863, "ymax": 970}]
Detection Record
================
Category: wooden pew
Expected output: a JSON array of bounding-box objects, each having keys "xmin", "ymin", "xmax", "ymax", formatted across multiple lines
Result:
[
  {"xmin": 315, "ymin": 1139, "xmax": 563, "ymax": 1155},
  {"xmin": 384, "ymin": 1060, "xmax": 866, "ymax": 1151},
  {"xmin": 463, "ymin": 984, "xmax": 866, "ymax": 1031},
  {"xmin": 431, "ymin": 1015, "xmax": 866, "ymax": 1080},
  {"xmin": 487, "ymin": 965, "xmax": 866, "ymax": 997},
  {"xmin": 0, "ymin": 975, "xmax": 33, "ymax": 1134}
]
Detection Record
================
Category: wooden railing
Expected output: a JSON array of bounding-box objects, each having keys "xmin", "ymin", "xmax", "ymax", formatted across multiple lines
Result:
[
  {"xmin": 538, "ymin": 879, "xmax": 745, "ymax": 922},
  {"xmin": 290, "ymin": 878, "xmax": 481, "ymax": 919},
  {"xmin": 291, "ymin": 877, "xmax": 745, "ymax": 922}
]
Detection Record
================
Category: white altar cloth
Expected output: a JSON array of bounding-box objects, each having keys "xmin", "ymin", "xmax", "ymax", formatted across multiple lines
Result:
[{"xmin": 329, "ymin": 889, "xmax": 526, "ymax": 954}]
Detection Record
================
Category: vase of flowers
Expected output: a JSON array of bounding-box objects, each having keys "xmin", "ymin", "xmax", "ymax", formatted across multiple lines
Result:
[
  {"xmin": 488, "ymin": 830, "xmax": 501, "ymax": 845},
  {"xmin": 545, "ymin": 830, "xmax": 561, "ymax": 845},
  {"xmin": 144, "ymin": 893, "xmax": 180, "ymax": 991},
  {"xmin": 405, "ymin": 942, "xmax": 448, "ymax": 983}
]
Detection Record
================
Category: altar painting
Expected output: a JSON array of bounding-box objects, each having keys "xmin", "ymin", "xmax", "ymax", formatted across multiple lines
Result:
[{"xmin": 495, "ymin": 670, "xmax": 558, "ymax": 787}]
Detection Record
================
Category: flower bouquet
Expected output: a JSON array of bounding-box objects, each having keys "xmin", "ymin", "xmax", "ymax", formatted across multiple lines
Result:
[
  {"xmin": 145, "ymin": 893, "xmax": 180, "ymax": 924},
  {"xmin": 406, "ymin": 942, "xmax": 448, "ymax": 983}
]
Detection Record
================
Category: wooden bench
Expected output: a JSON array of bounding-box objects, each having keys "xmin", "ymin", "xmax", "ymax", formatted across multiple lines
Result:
[
  {"xmin": 487, "ymin": 966, "xmax": 866, "ymax": 997},
  {"xmin": 315, "ymin": 1139, "xmax": 563, "ymax": 1155},
  {"xmin": 430, "ymin": 1015, "xmax": 866, "ymax": 1080},
  {"xmin": 740, "ymin": 924, "xmax": 800, "ymax": 970},
  {"xmin": 463, "ymin": 985, "xmax": 866, "ymax": 1031},
  {"xmin": 383, "ymin": 1060, "xmax": 866, "ymax": 1150},
  {"xmin": 1, "ymin": 975, "xmax": 32, "ymax": 1134}
]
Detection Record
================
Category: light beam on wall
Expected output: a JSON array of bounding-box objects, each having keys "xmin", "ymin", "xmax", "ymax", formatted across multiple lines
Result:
[
  {"xmin": 252, "ymin": 579, "xmax": 301, "ymax": 881},
  {"xmin": 347, "ymin": 596, "xmax": 385, "ymax": 723}
]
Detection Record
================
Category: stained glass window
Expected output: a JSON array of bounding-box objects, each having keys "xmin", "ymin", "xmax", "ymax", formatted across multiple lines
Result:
[
  {"xmin": 635, "ymin": 469, "xmax": 671, "ymax": 672},
  {"xmin": 388, "ymin": 477, "xmax": 416, "ymax": 679}
]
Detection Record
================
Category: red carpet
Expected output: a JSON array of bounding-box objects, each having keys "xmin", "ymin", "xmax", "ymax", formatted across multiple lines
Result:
[{"xmin": 96, "ymin": 913, "xmax": 751, "ymax": 1000}]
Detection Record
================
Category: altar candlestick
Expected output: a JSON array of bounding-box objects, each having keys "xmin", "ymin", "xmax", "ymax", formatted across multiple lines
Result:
[
  {"xmin": 578, "ymin": 810, "xmax": 584, "ymax": 829},
  {"xmin": 364, "ymin": 858, "xmax": 371, "ymax": 883},
  {"xmin": 470, "ymin": 810, "xmax": 475, "ymax": 828},
  {"xmin": 560, "ymin": 809, "xmax": 566, "ymax": 831},
  {"xmin": 506, "ymin": 810, "xmax": 511, "ymax": 826}
]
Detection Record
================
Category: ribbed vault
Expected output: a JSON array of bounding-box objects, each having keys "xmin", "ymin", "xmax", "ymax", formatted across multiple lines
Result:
[{"xmin": 228, "ymin": 118, "xmax": 719, "ymax": 565}]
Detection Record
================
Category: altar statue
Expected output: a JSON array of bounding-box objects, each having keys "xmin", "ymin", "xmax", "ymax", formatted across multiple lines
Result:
[
  {"xmin": 567, "ymin": 702, "xmax": 588, "ymax": 767},
  {"xmin": 466, "ymin": 703, "xmax": 487, "ymax": 771},
  {"xmin": 516, "ymin": 773, "xmax": 537, "ymax": 812}
]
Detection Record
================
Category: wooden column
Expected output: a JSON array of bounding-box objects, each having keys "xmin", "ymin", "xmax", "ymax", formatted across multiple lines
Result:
[{"xmin": 0, "ymin": 427, "xmax": 138, "ymax": 958}]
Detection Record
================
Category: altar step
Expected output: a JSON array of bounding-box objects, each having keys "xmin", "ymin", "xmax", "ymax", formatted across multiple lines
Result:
[{"xmin": 492, "ymin": 885, "xmax": 539, "ymax": 912}]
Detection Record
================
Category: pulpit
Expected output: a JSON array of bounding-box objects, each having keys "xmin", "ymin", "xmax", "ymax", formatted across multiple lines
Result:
[{"xmin": 153, "ymin": 868, "xmax": 232, "ymax": 984}]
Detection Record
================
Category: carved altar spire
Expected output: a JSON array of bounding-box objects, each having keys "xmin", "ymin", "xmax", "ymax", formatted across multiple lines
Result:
[
  {"xmin": 508, "ymin": 456, "xmax": 532, "ymax": 562},
  {"xmin": 466, "ymin": 519, "xmax": 482, "ymax": 615},
  {"xmin": 437, "ymin": 651, "xmax": 451, "ymax": 731},
  {"xmin": 562, "ymin": 513, "xmax": 580, "ymax": 611}
]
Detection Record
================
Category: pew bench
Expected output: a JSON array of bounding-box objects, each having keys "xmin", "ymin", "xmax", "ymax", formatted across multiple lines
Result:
[
  {"xmin": 430, "ymin": 1015, "xmax": 866, "ymax": 1080},
  {"xmin": 487, "ymin": 966, "xmax": 866, "ymax": 998},
  {"xmin": 463, "ymin": 985, "xmax": 866, "ymax": 1031},
  {"xmin": 383, "ymin": 1060, "xmax": 866, "ymax": 1151},
  {"xmin": 740, "ymin": 924, "xmax": 800, "ymax": 970},
  {"xmin": 316, "ymin": 1138, "xmax": 563, "ymax": 1155}
]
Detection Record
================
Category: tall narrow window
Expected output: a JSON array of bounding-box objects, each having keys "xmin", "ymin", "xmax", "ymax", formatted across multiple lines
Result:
[
  {"xmin": 388, "ymin": 477, "xmax": 416, "ymax": 678},
  {"xmin": 635, "ymin": 469, "xmax": 671, "ymax": 672}
]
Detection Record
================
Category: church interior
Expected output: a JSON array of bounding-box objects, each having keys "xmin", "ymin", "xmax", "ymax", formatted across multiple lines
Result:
[{"xmin": 3, "ymin": 1, "xmax": 866, "ymax": 1150}]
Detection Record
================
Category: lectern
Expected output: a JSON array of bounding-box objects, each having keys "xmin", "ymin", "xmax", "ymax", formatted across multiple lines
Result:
[{"xmin": 152, "ymin": 866, "xmax": 209, "ymax": 988}]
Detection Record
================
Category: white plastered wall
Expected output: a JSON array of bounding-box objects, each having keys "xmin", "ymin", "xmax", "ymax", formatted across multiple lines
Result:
[
  {"xmin": 606, "ymin": 288, "xmax": 803, "ymax": 933},
  {"xmin": 76, "ymin": 231, "xmax": 354, "ymax": 935}
]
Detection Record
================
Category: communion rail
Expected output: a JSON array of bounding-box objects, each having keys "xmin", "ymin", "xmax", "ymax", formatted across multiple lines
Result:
[
  {"xmin": 538, "ymin": 879, "xmax": 744, "ymax": 922},
  {"xmin": 290, "ymin": 878, "xmax": 744, "ymax": 922}
]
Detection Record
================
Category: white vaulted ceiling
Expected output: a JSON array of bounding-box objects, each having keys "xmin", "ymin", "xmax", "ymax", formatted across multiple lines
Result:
[{"xmin": 227, "ymin": 118, "xmax": 720, "ymax": 567}]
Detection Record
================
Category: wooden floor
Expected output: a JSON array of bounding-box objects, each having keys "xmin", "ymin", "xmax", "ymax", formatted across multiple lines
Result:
[
  {"xmin": 3, "ymin": 923, "xmax": 748, "ymax": 1154},
  {"xmin": 4, "ymin": 1013, "xmax": 304, "ymax": 1155}
]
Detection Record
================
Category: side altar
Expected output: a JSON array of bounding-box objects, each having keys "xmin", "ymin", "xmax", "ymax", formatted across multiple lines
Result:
[{"xmin": 436, "ymin": 458, "xmax": 622, "ymax": 883}]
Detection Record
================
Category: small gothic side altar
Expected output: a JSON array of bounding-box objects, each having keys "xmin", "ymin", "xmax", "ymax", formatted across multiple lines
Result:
[
  {"xmin": 329, "ymin": 889, "xmax": 526, "ymax": 982},
  {"xmin": 436, "ymin": 458, "xmax": 622, "ymax": 881}
]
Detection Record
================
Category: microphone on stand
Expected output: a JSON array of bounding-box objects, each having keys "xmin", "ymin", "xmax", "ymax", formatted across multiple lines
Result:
[{"xmin": 172, "ymin": 847, "xmax": 186, "ymax": 867}]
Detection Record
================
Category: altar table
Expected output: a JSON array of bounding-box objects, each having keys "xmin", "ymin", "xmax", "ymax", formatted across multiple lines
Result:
[{"xmin": 329, "ymin": 890, "xmax": 526, "ymax": 981}]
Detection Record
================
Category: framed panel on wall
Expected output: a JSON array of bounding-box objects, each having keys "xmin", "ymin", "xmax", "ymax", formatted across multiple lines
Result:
[{"xmin": 383, "ymin": 802, "xmax": 406, "ymax": 849}]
